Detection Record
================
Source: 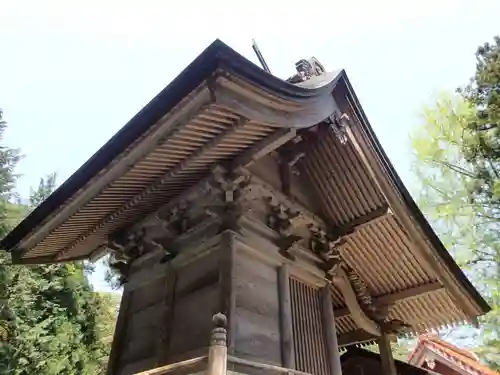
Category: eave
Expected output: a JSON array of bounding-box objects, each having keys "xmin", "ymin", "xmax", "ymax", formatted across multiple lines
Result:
[{"xmin": 0, "ymin": 39, "xmax": 489, "ymax": 335}]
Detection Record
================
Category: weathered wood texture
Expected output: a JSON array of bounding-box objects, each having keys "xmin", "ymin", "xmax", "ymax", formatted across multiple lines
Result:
[
  {"xmin": 247, "ymin": 154, "xmax": 320, "ymax": 212},
  {"xmin": 233, "ymin": 248, "xmax": 282, "ymax": 366},
  {"xmin": 106, "ymin": 289, "xmax": 132, "ymax": 375},
  {"xmin": 321, "ymin": 287, "xmax": 342, "ymax": 375},
  {"xmin": 290, "ymin": 278, "xmax": 330, "ymax": 375},
  {"xmin": 108, "ymin": 242, "xmax": 223, "ymax": 375},
  {"xmin": 168, "ymin": 249, "xmax": 221, "ymax": 362},
  {"xmin": 116, "ymin": 277, "xmax": 166, "ymax": 375},
  {"xmin": 278, "ymin": 266, "xmax": 295, "ymax": 369}
]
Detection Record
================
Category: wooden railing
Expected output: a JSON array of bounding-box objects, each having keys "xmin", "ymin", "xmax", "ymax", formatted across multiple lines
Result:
[
  {"xmin": 134, "ymin": 356, "xmax": 208, "ymax": 375},
  {"xmin": 134, "ymin": 313, "xmax": 313, "ymax": 375}
]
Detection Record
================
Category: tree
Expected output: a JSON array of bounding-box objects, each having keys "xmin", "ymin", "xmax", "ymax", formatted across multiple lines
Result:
[
  {"xmin": 0, "ymin": 108, "xmax": 22, "ymax": 349},
  {"xmin": 0, "ymin": 109, "xmax": 119, "ymax": 374},
  {"xmin": 410, "ymin": 93, "xmax": 500, "ymax": 369},
  {"xmin": 458, "ymin": 35, "xmax": 500, "ymax": 370}
]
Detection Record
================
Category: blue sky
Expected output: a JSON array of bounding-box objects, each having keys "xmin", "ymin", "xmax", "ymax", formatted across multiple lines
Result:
[{"xmin": 1, "ymin": 0, "xmax": 499, "ymax": 292}]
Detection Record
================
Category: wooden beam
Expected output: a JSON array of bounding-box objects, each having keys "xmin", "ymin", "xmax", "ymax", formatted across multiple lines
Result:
[
  {"xmin": 232, "ymin": 128, "xmax": 296, "ymax": 168},
  {"xmin": 14, "ymin": 252, "xmax": 88, "ymax": 265},
  {"xmin": 331, "ymin": 204, "xmax": 391, "ymax": 238},
  {"xmin": 337, "ymin": 329, "xmax": 396, "ymax": 348},
  {"xmin": 338, "ymin": 329, "xmax": 376, "ymax": 347},
  {"xmin": 334, "ymin": 282, "xmax": 443, "ymax": 318},
  {"xmin": 332, "ymin": 268, "xmax": 381, "ymax": 337}
]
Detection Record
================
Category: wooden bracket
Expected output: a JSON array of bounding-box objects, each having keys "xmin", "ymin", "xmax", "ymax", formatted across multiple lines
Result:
[{"xmin": 267, "ymin": 199, "xmax": 302, "ymax": 261}]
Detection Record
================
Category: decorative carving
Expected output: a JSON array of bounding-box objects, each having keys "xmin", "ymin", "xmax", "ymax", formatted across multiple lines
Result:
[
  {"xmin": 267, "ymin": 199, "xmax": 302, "ymax": 260},
  {"xmin": 288, "ymin": 57, "xmax": 326, "ymax": 83},
  {"xmin": 212, "ymin": 167, "xmax": 251, "ymax": 231},
  {"xmin": 158, "ymin": 202, "xmax": 190, "ymax": 237},
  {"xmin": 344, "ymin": 264, "xmax": 387, "ymax": 322},
  {"xmin": 308, "ymin": 224, "xmax": 345, "ymax": 278},
  {"xmin": 107, "ymin": 228, "xmax": 148, "ymax": 284},
  {"xmin": 210, "ymin": 313, "xmax": 228, "ymax": 347},
  {"xmin": 425, "ymin": 357, "xmax": 436, "ymax": 370},
  {"xmin": 327, "ymin": 112, "xmax": 351, "ymax": 145},
  {"xmin": 307, "ymin": 224, "xmax": 412, "ymax": 333}
]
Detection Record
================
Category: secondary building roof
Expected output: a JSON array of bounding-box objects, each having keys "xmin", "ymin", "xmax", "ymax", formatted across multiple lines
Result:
[{"xmin": 409, "ymin": 335, "xmax": 499, "ymax": 375}]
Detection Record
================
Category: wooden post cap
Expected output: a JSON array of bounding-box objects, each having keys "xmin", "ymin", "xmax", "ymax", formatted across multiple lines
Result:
[{"xmin": 212, "ymin": 313, "xmax": 227, "ymax": 328}]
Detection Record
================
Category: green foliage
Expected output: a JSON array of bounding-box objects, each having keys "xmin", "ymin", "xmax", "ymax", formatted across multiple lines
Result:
[
  {"xmin": 365, "ymin": 338, "xmax": 416, "ymax": 362},
  {"xmin": 410, "ymin": 92, "xmax": 500, "ymax": 370},
  {"xmin": 0, "ymin": 109, "xmax": 119, "ymax": 374}
]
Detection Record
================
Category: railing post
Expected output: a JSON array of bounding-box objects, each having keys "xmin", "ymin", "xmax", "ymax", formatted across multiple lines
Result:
[{"xmin": 208, "ymin": 313, "xmax": 228, "ymax": 375}]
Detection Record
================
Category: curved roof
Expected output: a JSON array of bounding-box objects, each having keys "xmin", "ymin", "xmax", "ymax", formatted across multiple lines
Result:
[{"xmin": 0, "ymin": 39, "xmax": 489, "ymax": 328}]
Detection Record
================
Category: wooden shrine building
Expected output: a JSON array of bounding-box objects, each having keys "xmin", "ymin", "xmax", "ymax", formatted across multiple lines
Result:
[{"xmin": 0, "ymin": 40, "xmax": 490, "ymax": 375}]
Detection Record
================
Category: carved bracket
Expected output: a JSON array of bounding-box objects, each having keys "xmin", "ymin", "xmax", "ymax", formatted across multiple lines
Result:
[
  {"xmin": 107, "ymin": 227, "xmax": 148, "ymax": 285},
  {"xmin": 163, "ymin": 203, "xmax": 190, "ymax": 236},
  {"xmin": 307, "ymin": 223, "xmax": 412, "ymax": 337},
  {"xmin": 331, "ymin": 264, "xmax": 413, "ymax": 338},
  {"xmin": 211, "ymin": 167, "xmax": 251, "ymax": 231},
  {"xmin": 327, "ymin": 112, "xmax": 351, "ymax": 145},
  {"xmin": 267, "ymin": 199, "xmax": 302, "ymax": 260},
  {"xmin": 308, "ymin": 224, "xmax": 345, "ymax": 278}
]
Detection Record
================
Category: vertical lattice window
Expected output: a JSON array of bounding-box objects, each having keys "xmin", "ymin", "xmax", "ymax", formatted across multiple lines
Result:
[{"xmin": 290, "ymin": 278, "xmax": 330, "ymax": 375}]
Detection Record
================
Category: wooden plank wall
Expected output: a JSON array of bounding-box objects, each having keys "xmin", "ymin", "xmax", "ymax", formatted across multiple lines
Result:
[
  {"xmin": 233, "ymin": 248, "xmax": 282, "ymax": 366},
  {"xmin": 110, "ymin": 244, "xmax": 222, "ymax": 375},
  {"xmin": 117, "ymin": 275, "xmax": 165, "ymax": 375},
  {"xmin": 168, "ymin": 249, "xmax": 220, "ymax": 361}
]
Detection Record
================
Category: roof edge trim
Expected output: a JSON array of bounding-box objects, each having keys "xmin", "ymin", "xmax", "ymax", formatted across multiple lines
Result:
[
  {"xmin": 0, "ymin": 39, "xmax": 344, "ymax": 254},
  {"xmin": 335, "ymin": 74, "xmax": 490, "ymax": 315}
]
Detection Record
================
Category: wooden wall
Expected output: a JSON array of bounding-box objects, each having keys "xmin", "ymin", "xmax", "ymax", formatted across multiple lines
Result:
[
  {"xmin": 108, "ymin": 226, "xmax": 335, "ymax": 375},
  {"xmin": 233, "ymin": 248, "xmax": 282, "ymax": 365},
  {"xmin": 108, "ymin": 240, "xmax": 223, "ymax": 375}
]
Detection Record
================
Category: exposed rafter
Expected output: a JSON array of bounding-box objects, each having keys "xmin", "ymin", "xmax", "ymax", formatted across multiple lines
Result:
[
  {"xmin": 232, "ymin": 128, "xmax": 296, "ymax": 168},
  {"xmin": 338, "ymin": 329, "xmax": 385, "ymax": 347},
  {"xmin": 330, "ymin": 204, "xmax": 391, "ymax": 239},
  {"xmin": 334, "ymin": 282, "xmax": 443, "ymax": 319},
  {"xmin": 55, "ymin": 115, "xmax": 250, "ymax": 261}
]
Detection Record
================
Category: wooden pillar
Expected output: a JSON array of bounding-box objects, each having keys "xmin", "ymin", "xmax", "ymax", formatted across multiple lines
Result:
[
  {"xmin": 278, "ymin": 265, "xmax": 295, "ymax": 369},
  {"xmin": 219, "ymin": 230, "xmax": 236, "ymax": 355},
  {"xmin": 321, "ymin": 286, "xmax": 342, "ymax": 375},
  {"xmin": 208, "ymin": 313, "xmax": 228, "ymax": 375},
  {"xmin": 378, "ymin": 333, "xmax": 397, "ymax": 375}
]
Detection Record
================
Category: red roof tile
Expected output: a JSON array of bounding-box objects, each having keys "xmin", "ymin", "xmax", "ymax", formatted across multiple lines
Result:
[{"xmin": 408, "ymin": 335, "xmax": 499, "ymax": 375}]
